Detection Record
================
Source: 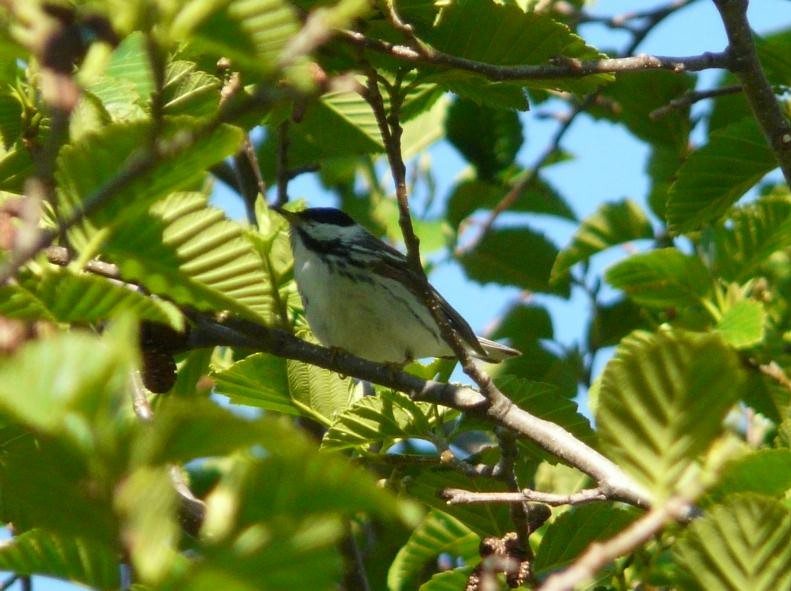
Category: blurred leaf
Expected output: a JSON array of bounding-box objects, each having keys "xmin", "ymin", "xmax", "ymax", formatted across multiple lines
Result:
[
  {"xmin": 56, "ymin": 118, "xmax": 243, "ymax": 249},
  {"xmin": 105, "ymin": 192, "xmax": 272, "ymax": 323},
  {"xmin": 441, "ymin": 78, "xmax": 528, "ymax": 110},
  {"xmin": 667, "ymin": 117, "xmax": 778, "ymax": 233},
  {"xmin": 606, "ymin": 248, "xmax": 711, "ymax": 308},
  {"xmin": 133, "ymin": 397, "xmax": 267, "ymax": 465},
  {"xmin": 552, "ymin": 199, "xmax": 653, "ymax": 281},
  {"xmin": 647, "ymin": 144, "xmax": 686, "ymax": 221},
  {"xmin": 445, "ymin": 97, "xmax": 522, "ymax": 181},
  {"xmin": 162, "ymin": 60, "xmax": 221, "ymax": 118},
  {"xmin": 674, "ymin": 494, "xmax": 791, "ymax": 591},
  {"xmin": 0, "ymin": 142, "xmax": 34, "ymax": 192},
  {"xmin": 413, "ymin": 0, "xmax": 611, "ymax": 95},
  {"xmin": 716, "ymin": 299, "xmax": 766, "ymax": 349},
  {"xmin": 115, "ymin": 467, "xmax": 181, "ymax": 584},
  {"xmin": 322, "ymin": 389, "xmax": 441, "ymax": 451},
  {"xmin": 706, "ymin": 450, "xmax": 791, "ymax": 503},
  {"xmin": 3, "ymin": 268, "xmax": 184, "ymax": 330},
  {"xmin": 287, "ymin": 359, "xmax": 360, "ymax": 424},
  {"xmin": 587, "ymin": 297, "xmax": 645, "ymax": 350},
  {"xmin": 0, "ymin": 529, "xmax": 119, "ymax": 590},
  {"xmin": 533, "ymin": 504, "xmax": 638, "ymax": 576},
  {"xmin": 419, "ymin": 567, "xmax": 475, "ymax": 591},
  {"xmin": 170, "ymin": 0, "xmax": 301, "ymax": 75},
  {"xmin": 447, "ymin": 176, "xmax": 575, "ymax": 229},
  {"xmin": 461, "ymin": 227, "xmax": 568, "ymax": 295},
  {"xmin": 0, "ymin": 319, "xmax": 135, "ymax": 437},
  {"xmin": 388, "ymin": 510, "xmax": 479, "ymax": 591},
  {"xmin": 491, "ymin": 304, "xmax": 553, "ymax": 345},
  {"xmin": 0, "ymin": 91, "xmax": 23, "ymax": 149},
  {"xmin": 597, "ymin": 330, "xmax": 745, "ymax": 499}
]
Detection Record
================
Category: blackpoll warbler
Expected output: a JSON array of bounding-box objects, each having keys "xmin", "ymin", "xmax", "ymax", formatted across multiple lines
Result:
[{"xmin": 277, "ymin": 207, "xmax": 520, "ymax": 365}]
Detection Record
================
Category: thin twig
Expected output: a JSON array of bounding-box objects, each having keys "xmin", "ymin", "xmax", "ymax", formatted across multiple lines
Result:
[
  {"xmin": 538, "ymin": 495, "xmax": 691, "ymax": 591},
  {"xmin": 714, "ymin": 0, "xmax": 791, "ymax": 184},
  {"xmin": 758, "ymin": 361, "xmax": 791, "ymax": 393},
  {"xmin": 343, "ymin": 31, "xmax": 730, "ymax": 81},
  {"xmin": 442, "ymin": 487, "xmax": 607, "ymax": 506},
  {"xmin": 276, "ymin": 122, "xmax": 290, "ymax": 207},
  {"xmin": 341, "ymin": 524, "xmax": 371, "ymax": 591},
  {"xmin": 46, "ymin": 246, "xmax": 121, "ymax": 279},
  {"xmin": 649, "ymin": 84, "xmax": 742, "ymax": 120}
]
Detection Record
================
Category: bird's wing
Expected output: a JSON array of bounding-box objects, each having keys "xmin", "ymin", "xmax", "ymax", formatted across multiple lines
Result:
[{"xmin": 359, "ymin": 232, "xmax": 487, "ymax": 357}]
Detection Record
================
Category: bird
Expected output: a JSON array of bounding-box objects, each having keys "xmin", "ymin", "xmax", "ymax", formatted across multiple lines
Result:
[{"xmin": 275, "ymin": 206, "xmax": 521, "ymax": 366}]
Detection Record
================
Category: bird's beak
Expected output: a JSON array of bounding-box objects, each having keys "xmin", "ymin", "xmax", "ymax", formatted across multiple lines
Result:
[{"xmin": 272, "ymin": 205, "xmax": 301, "ymax": 226}]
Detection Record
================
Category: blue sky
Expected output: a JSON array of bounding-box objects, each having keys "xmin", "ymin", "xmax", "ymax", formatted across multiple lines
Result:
[{"xmin": 22, "ymin": 1, "xmax": 791, "ymax": 590}]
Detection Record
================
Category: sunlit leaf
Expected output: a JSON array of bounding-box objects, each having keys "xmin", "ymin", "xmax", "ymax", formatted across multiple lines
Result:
[
  {"xmin": 667, "ymin": 117, "xmax": 778, "ymax": 233},
  {"xmin": 716, "ymin": 299, "xmax": 766, "ymax": 349},
  {"xmin": 705, "ymin": 450, "xmax": 791, "ymax": 503},
  {"xmin": 388, "ymin": 510, "xmax": 479, "ymax": 591},
  {"xmin": 674, "ymin": 494, "xmax": 791, "ymax": 591},
  {"xmin": 606, "ymin": 248, "xmax": 711, "ymax": 307},
  {"xmin": 533, "ymin": 504, "xmax": 638, "ymax": 576},
  {"xmin": 597, "ymin": 329, "xmax": 745, "ymax": 499},
  {"xmin": 0, "ymin": 529, "xmax": 119, "ymax": 590}
]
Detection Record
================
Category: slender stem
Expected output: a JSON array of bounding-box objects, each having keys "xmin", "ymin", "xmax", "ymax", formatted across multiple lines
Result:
[
  {"xmin": 713, "ymin": 0, "xmax": 791, "ymax": 184},
  {"xmin": 442, "ymin": 487, "xmax": 608, "ymax": 506},
  {"xmin": 343, "ymin": 31, "xmax": 730, "ymax": 81}
]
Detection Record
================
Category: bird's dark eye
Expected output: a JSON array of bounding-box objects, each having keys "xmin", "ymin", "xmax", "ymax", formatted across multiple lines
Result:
[{"xmin": 299, "ymin": 208, "xmax": 356, "ymax": 227}]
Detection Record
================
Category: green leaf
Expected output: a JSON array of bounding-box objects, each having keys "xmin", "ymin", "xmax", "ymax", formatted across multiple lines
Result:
[
  {"xmin": 716, "ymin": 299, "xmax": 766, "ymax": 349},
  {"xmin": 533, "ymin": 504, "xmax": 638, "ymax": 576},
  {"xmin": 171, "ymin": 0, "xmax": 301, "ymax": 75},
  {"xmin": 587, "ymin": 298, "xmax": 646, "ymax": 350},
  {"xmin": 674, "ymin": 494, "xmax": 791, "ymax": 591},
  {"xmin": 667, "ymin": 117, "xmax": 778, "ymax": 233},
  {"xmin": 447, "ymin": 176, "xmax": 576, "ymax": 229},
  {"xmin": 162, "ymin": 60, "xmax": 221, "ymax": 118},
  {"xmin": 445, "ymin": 97, "xmax": 522, "ymax": 181},
  {"xmin": 388, "ymin": 510, "xmax": 479, "ymax": 591},
  {"xmin": 707, "ymin": 449, "xmax": 791, "ymax": 503},
  {"xmin": 212, "ymin": 353, "xmax": 359, "ymax": 425},
  {"xmin": 403, "ymin": 467, "xmax": 512, "ymax": 536},
  {"xmin": 591, "ymin": 71, "xmax": 694, "ymax": 148},
  {"xmin": 6, "ymin": 268, "xmax": 184, "ymax": 329},
  {"xmin": 0, "ymin": 91, "xmax": 23, "ymax": 149},
  {"xmin": 419, "ymin": 568, "xmax": 475, "ymax": 591},
  {"xmin": 0, "ymin": 319, "xmax": 135, "ymax": 437},
  {"xmin": 460, "ymin": 227, "xmax": 567, "ymax": 295},
  {"xmin": 702, "ymin": 195, "xmax": 791, "ymax": 282},
  {"xmin": 552, "ymin": 199, "xmax": 653, "ymax": 281},
  {"xmin": 597, "ymin": 330, "xmax": 745, "ymax": 499},
  {"xmin": 605, "ymin": 248, "xmax": 711, "ymax": 307},
  {"xmin": 647, "ymin": 144, "xmax": 686, "ymax": 221},
  {"xmin": 258, "ymin": 91, "xmax": 383, "ymax": 181},
  {"xmin": 497, "ymin": 377, "xmax": 595, "ymax": 463},
  {"xmin": 115, "ymin": 467, "xmax": 181, "ymax": 584},
  {"xmin": 0, "ymin": 529, "xmax": 119, "ymax": 590},
  {"xmin": 414, "ymin": 0, "xmax": 611, "ymax": 95},
  {"xmin": 132, "ymin": 397, "xmax": 269, "ymax": 465},
  {"xmin": 56, "ymin": 118, "xmax": 243, "ymax": 249},
  {"xmin": 322, "ymin": 389, "xmax": 441, "ymax": 451},
  {"xmin": 286, "ymin": 359, "xmax": 360, "ymax": 425},
  {"xmin": 105, "ymin": 192, "xmax": 273, "ymax": 323}
]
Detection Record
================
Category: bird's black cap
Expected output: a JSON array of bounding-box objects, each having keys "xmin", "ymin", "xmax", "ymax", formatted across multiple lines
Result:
[{"xmin": 273, "ymin": 206, "xmax": 356, "ymax": 227}]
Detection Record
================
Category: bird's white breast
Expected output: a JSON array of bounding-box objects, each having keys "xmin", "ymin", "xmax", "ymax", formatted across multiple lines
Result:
[{"xmin": 291, "ymin": 238, "xmax": 451, "ymax": 363}]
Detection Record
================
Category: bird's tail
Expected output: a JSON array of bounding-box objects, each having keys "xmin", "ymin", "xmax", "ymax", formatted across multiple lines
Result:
[{"xmin": 473, "ymin": 337, "xmax": 521, "ymax": 363}]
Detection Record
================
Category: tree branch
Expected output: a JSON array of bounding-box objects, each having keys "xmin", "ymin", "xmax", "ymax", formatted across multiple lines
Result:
[
  {"xmin": 343, "ymin": 31, "xmax": 730, "ymax": 81},
  {"xmin": 186, "ymin": 313, "xmax": 651, "ymax": 508},
  {"xmin": 538, "ymin": 495, "xmax": 690, "ymax": 591},
  {"xmin": 441, "ymin": 487, "xmax": 607, "ymax": 507},
  {"xmin": 649, "ymin": 84, "xmax": 742, "ymax": 119},
  {"xmin": 713, "ymin": 0, "xmax": 791, "ymax": 184}
]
